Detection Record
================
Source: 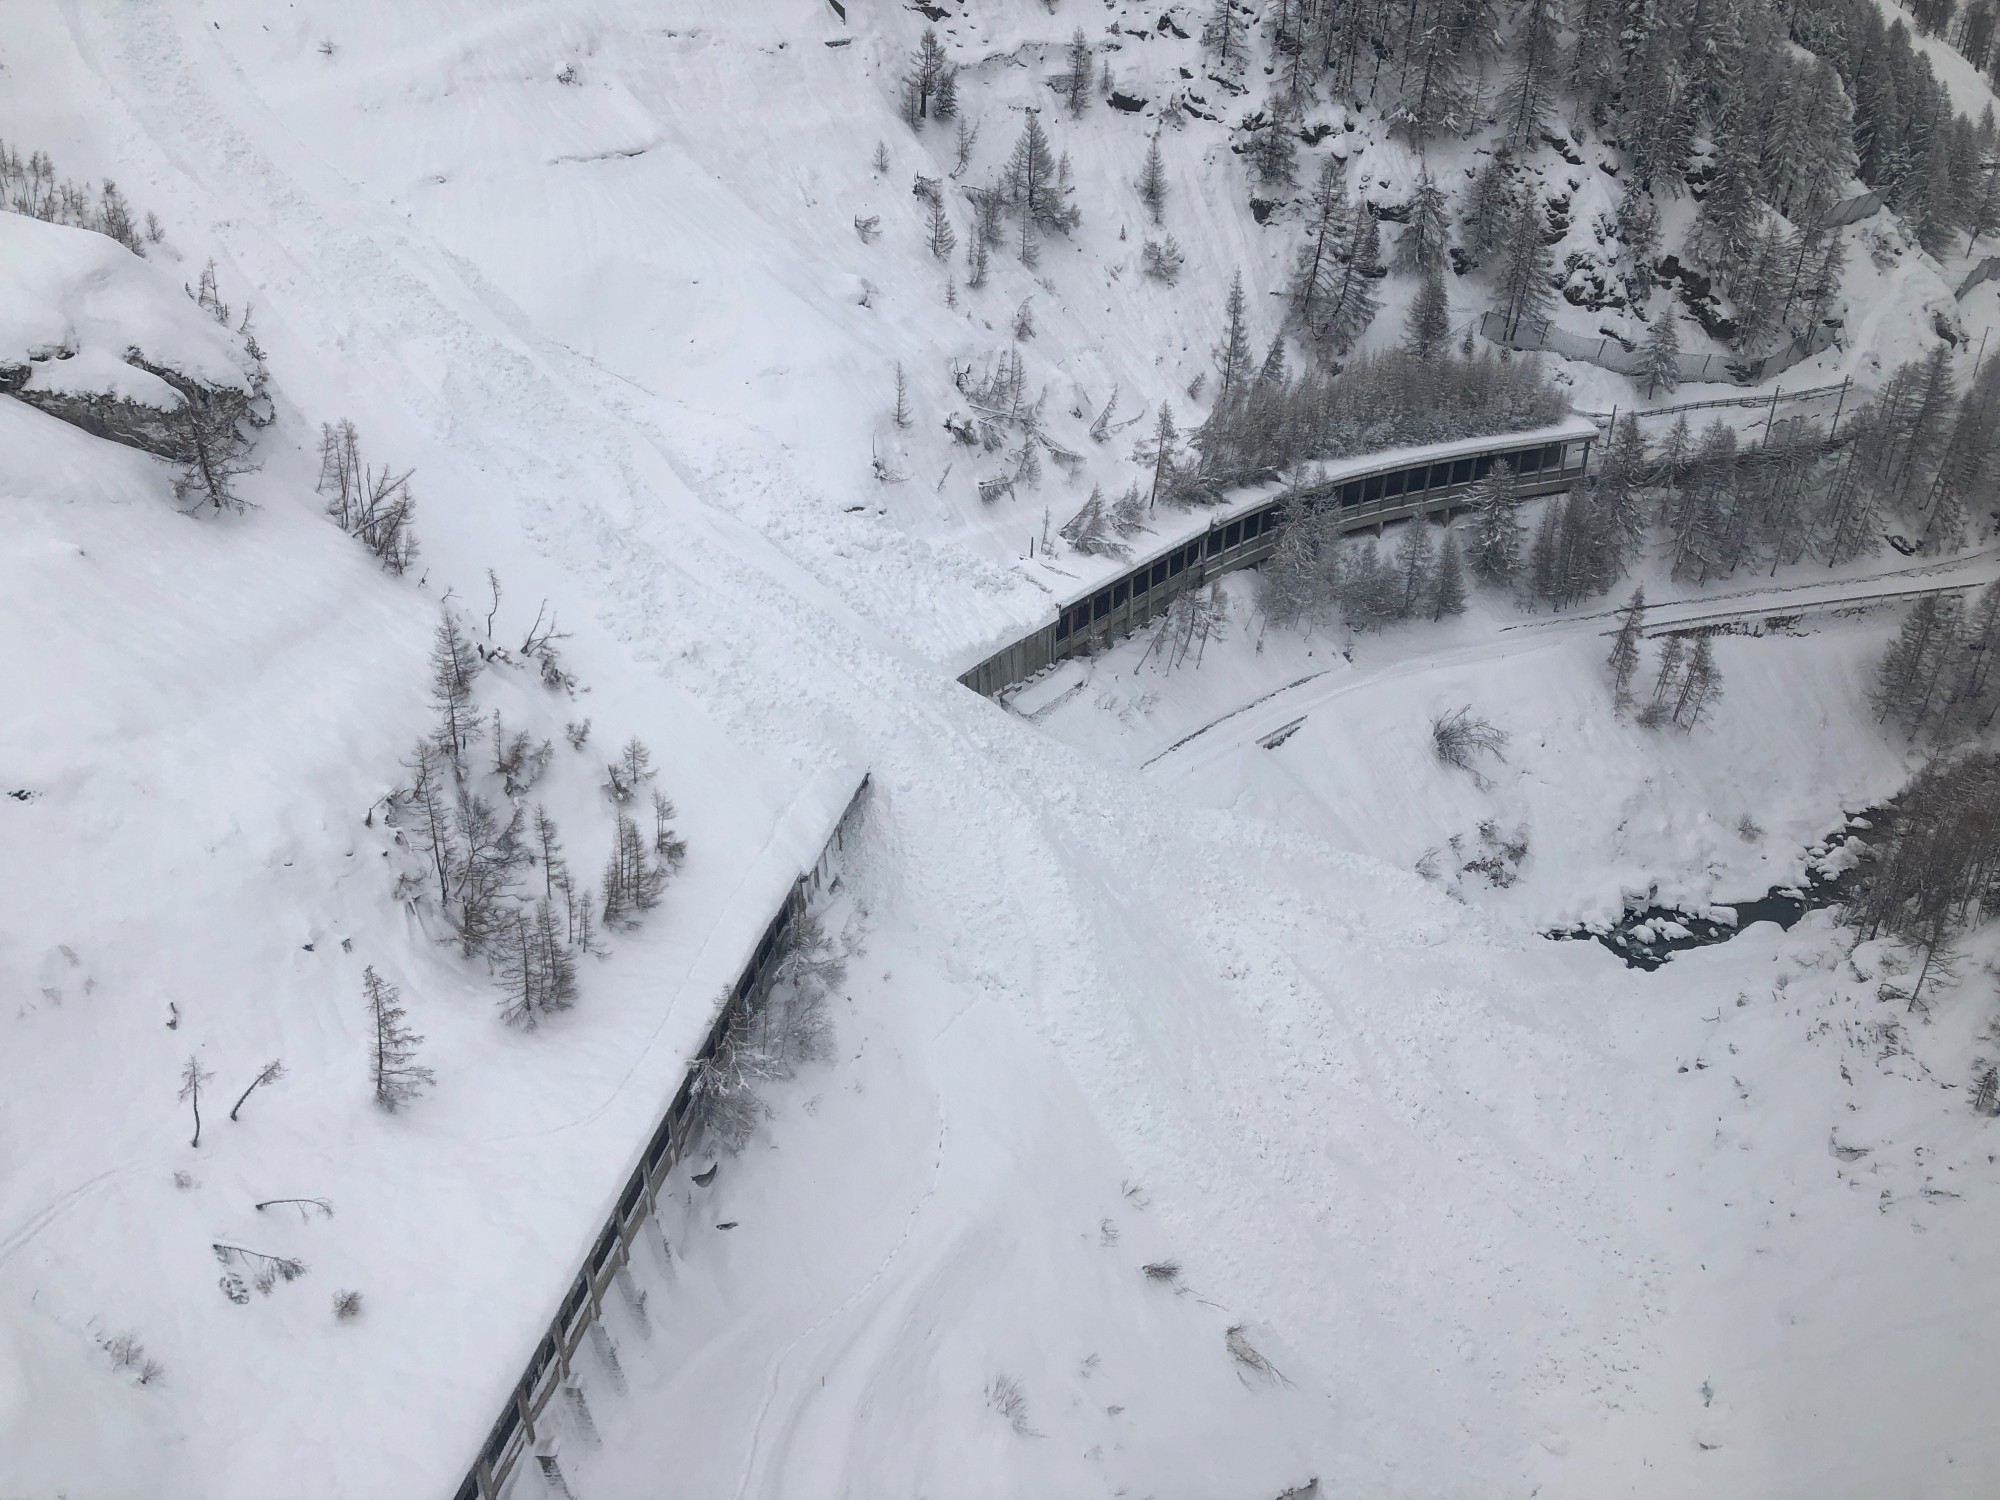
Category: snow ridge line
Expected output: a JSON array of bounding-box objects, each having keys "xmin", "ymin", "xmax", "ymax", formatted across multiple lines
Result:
[{"xmin": 454, "ymin": 777, "xmax": 871, "ymax": 1500}]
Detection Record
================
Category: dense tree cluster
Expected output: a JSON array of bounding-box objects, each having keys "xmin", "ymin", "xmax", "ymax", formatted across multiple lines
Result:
[
  {"xmin": 316, "ymin": 420, "xmax": 419, "ymax": 574},
  {"xmin": 1874, "ymin": 584, "xmax": 2000, "ymax": 742},
  {"xmin": 386, "ymin": 609, "xmax": 686, "ymax": 1029},
  {"xmin": 1619, "ymin": 346, "xmax": 2000, "ymax": 589},
  {"xmin": 1849, "ymin": 748, "xmax": 2000, "ymax": 1010},
  {"xmin": 1241, "ymin": 0, "xmax": 2000, "ymax": 365},
  {"xmin": 1191, "ymin": 345, "xmax": 1568, "ymax": 491},
  {"xmin": 898, "ymin": 28, "xmax": 958, "ymax": 128}
]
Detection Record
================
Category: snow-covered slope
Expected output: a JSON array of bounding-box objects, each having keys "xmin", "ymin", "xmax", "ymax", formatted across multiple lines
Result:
[{"xmin": 6, "ymin": 2, "xmax": 2000, "ymax": 1498}]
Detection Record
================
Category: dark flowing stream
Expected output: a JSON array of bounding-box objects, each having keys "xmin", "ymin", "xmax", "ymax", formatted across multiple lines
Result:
[{"xmin": 1552, "ymin": 809, "xmax": 1893, "ymax": 971}]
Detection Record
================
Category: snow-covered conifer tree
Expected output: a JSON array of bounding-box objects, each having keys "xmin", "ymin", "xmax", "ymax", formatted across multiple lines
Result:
[
  {"xmin": 1671, "ymin": 635, "xmax": 1724, "ymax": 730},
  {"xmin": 1287, "ymin": 157, "xmax": 1352, "ymax": 337},
  {"xmin": 1642, "ymin": 311, "xmax": 1681, "ymax": 399},
  {"xmin": 1060, "ymin": 29, "xmax": 1094, "ymax": 116},
  {"xmin": 1430, "ymin": 528, "xmax": 1468, "ymax": 619},
  {"xmin": 1497, "ymin": 0, "xmax": 1560, "ymax": 146},
  {"xmin": 1607, "ymin": 587, "xmax": 1647, "ymax": 715},
  {"xmin": 1459, "ymin": 150, "xmax": 1516, "ymax": 259},
  {"xmin": 428, "ymin": 612, "xmax": 483, "ymax": 772},
  {"xmin": 1203, "ymin": 0, "xmax": 1249, "ymax": 74},
  {"xmin": 1137, "ymin": 136, "xmax": 1169, "ymax": 224},
  {"xmin": 1393, "ymin": 15, "xmax": 1472, "ymax": 143},
  {"xmin": 1404, "ymin": 262, "xmax": 1451, "ymax": 359},
  {"xmin": 902, "ymin": 29, "xmax": 957, "ymax": 127},
  {"xmin": 1138, "ymin": 403, "xmax": 1181, "ymax": 509},
  {"xmin": 1215, "ymin": 270, "xmax": 1254, "ymax": 396},
  {"xmin": 1317, "ymin": 199, "xmax": 1384, "ymax": 353},
  {"xmin": 363, "ymin": 968, "xmax": 434, "ymax": 1111},
  {"xmin": 1393, "ymin": 169, "xmax": 1452, "ymax": 275},
  {"xmin": 1392, "ymin": 519, "xmax": 1436, "ymax": 618},
  {"xmin": 925, "ymin": 197, "xmax": 956, "ymax": 262},
  {"xmin": 1001, "ymin": 114, "xmax": 1080, "ymax": 253},
  {"xmin": 1249, "ymin": 108, "xmax": 1298, "ymax": 187},
  {"xmin": 1594, "ymin": 414, "xmax": 1649, "ymax": 568},
  {"xmin": 1494, "ymin": 192, "xmax": 1554, "ymax": 340},
  {"xmin": 1464, "ymin": 462, "xmax": 1523, "ymax": 585}
]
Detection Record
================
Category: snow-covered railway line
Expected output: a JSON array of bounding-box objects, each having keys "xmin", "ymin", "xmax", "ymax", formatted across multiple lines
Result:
[
  {"xmin": 1134, "ymin": 554, "xmax": 1999, "ymax": 780},
  {"xmin": 1629, "ymin": 574, "xmax": 2000, "ymax": 636},
  {"xmin": 1497, "ymin": 545, "xmax": 2000, "ymax": 637}
]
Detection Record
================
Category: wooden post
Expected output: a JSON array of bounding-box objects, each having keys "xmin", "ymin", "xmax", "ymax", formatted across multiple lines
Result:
[
  {"xmin": 1828, "ymin": 376, "xmax": 1849, "ymax": 442},
  {"xmin": 1763, "ymin": 384, "xmax": 1781, "ymax": 446}
]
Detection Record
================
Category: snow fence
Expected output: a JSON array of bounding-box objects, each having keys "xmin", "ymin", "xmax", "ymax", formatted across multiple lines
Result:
[
  {"xmin": 453, "ymin": 774, "xmax": 872, "ymax": 1500},
  {"xmin": 1478, "ymin": 309, "xmax": 1842, "ymax": 388}
]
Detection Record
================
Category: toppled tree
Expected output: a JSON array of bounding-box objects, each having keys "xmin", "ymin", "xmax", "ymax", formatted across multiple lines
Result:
[
  {"xmin": 1431, "ymin": 706, "xmax": 1508, "ymax": 788},
  {"xmin": 764, "ymin": 911, "xmax": 846, "ymax": 1066},
  {"xmin": 228, "ymin": 1059, "xmax": 285, "ymax": 1122},
  {"xmin": 492, "ymin": 714, "xmax": 551, "ymax": 797},
  {"xmin": 213, "ymin": 1243, "xmax": 308, "ymax": 1304},
  {"xmin": 144, "ymin": 263, "xmax": 271, "ymax": 511},
  {"xmin": 363, "ymin": 967, "xmax": 434, "ymax": 1111},
  {"xmin": 1060, "ymin": 486, "xmax": 1130, "ymax": 558},
  {"xmin": 687, "ymin": 914, "xmax": 847, "ymax": 1152},
  {"xmin": 315, "ymin": 421, "xmax": 419, "ymax": 574}
]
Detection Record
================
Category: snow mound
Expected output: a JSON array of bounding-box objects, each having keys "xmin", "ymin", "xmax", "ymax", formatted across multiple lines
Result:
[{"xmin": 0, "ymin": 214, "xmax": 253, "ymax": 410}]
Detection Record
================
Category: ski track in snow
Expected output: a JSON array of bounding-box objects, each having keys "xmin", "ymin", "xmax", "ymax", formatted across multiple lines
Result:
[{"xmin": 0, "ymin": 1170, "xmax": 124, "ymax": 1271}]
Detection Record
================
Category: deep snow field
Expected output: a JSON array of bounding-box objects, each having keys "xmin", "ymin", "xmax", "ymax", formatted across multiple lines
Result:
[{"xmin": 6, "ymin": 2, "xmax": 2000, "ymax": 1498}]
